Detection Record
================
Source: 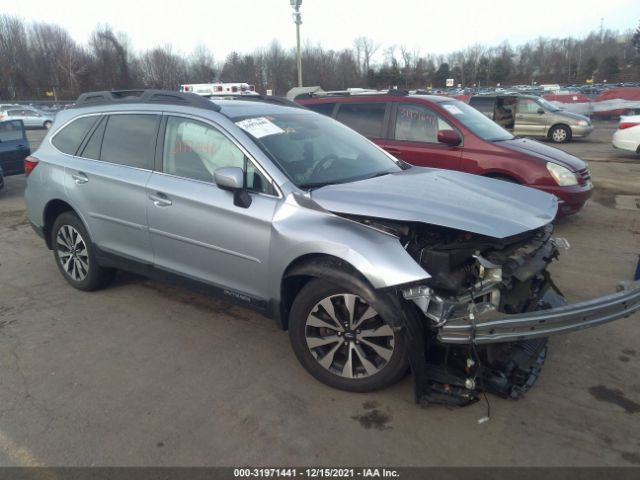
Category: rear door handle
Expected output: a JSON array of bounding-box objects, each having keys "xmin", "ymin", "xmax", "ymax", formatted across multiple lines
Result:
[
  {"xmin": 16, "ymin": 144, "xmax": 27, "ymax": 150},
  {"xmin": 149, "ymin": 192, "xmax": 172, "ymax": 207},
  {"xmin": 71, "ymin": 172, "xmax": 89, "ymax": 184},
  {"xmin": 384, "ymin": 147, "xmax": 402, "ymax": 155}
]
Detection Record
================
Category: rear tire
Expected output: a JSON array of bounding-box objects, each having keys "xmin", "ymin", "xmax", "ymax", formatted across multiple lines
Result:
[
  {"xmin": 549, "ymin": 125, "xmax": 571, "ymax": 143},
  {"xmin": 289, "ymin": 278, "xmax": 409, "ymax": 393},
  {"xmin": 43, "ymin": 120, "xmax": 52, "ymax": 129},
  {"xmin": 51, "ymin": 212, "xmax": 115, "ymax": 291}
]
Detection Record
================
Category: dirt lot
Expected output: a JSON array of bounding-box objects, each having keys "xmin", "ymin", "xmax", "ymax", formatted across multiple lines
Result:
[{"xmin": 0, "ymin": 123, "xmax": 638, "ymax": 466}]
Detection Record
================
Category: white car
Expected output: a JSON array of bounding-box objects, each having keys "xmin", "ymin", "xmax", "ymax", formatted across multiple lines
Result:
[{"xmin": 612, "ymin": 115, "xmax": 640, "ymax": 154}]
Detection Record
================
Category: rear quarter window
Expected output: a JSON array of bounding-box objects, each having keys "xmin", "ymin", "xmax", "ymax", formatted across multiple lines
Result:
[{"xmin": 51, "ymin": 116, "xmax": 100, "ymax": 155}]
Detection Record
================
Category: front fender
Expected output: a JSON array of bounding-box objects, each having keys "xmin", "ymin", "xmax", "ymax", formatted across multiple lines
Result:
[{"xmin": 268, "ymin": 193, "xmax": 429, "ymax": 300}]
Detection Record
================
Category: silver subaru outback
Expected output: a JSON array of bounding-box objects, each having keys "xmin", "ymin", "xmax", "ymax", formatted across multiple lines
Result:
[{"xmin": 24, "ymin": 90, "xmax": 639, "ymax": 406}]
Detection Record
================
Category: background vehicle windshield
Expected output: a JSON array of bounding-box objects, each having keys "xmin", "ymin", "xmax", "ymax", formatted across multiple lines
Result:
[
  {"xmin": 537, "ymin": 97, "xmax": 561, "ymax": 112},
  {"xmin": 441, "ymin": 101, "xmax": 514, "ymax": 142},
  {"xmin": 234, "ymin": 112, "xmax": 403, "ymax": 188}
]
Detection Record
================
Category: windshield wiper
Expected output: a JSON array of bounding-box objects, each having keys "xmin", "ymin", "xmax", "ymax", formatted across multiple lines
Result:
[{"xmin": 297, "ymin": 181, "xmax": 341, "ymax": 190}]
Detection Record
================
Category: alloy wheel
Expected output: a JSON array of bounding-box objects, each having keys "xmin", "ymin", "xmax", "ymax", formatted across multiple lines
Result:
[
  {"xmin": 56, "ymin": 225, "xmax": 89, "ymax": 282},
  {"xmin": 304, "ymin": 294, "xmax": 395, "ymax": 379}
]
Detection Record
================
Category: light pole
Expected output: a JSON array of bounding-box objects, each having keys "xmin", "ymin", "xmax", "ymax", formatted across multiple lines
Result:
[{"xmin": 290, "ymin": 0, "xmax": 303, "ymax": 87}]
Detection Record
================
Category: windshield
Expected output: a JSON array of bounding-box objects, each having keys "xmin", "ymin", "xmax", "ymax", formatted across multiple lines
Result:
[
  {"xmin": 536, "ymin": 97, "xmax": 561, "ymax": 112},
  {"xmin": 233, "ymin": 112, "xmax": 403, "ymax": 189},
  {"xmin": 441, "ymin": 101, "xmax": 513, "ymax": 142}
]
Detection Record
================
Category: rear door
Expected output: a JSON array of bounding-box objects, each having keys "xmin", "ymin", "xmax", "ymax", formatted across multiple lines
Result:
[
  {"xmin": 62, "ymin": 113, "xmax": 159, "ymax": 263},
  {"xmin": 384, "ymin": 102, "xmax": 462, "ymax": 170},
  {"xmin": 514, "ymin": 98, "xmax": 547, "ymax": 137},
  {"xmin": 0, "ymin": 120, "xmax": 29, "ymax": 175}
]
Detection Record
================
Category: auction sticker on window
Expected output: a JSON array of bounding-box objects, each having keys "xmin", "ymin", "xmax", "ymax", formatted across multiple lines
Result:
[
  {"xmin": 236, "ymin": 117, "xmax": 284, "ymax": 138},
  {"xmin": 442, "ymin": 104, "xmax": 464, "ymax": 115}
]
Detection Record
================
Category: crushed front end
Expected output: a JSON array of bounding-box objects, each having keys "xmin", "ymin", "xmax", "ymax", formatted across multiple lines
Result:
[{"xmin": 352, "ymin": 216, "xmax": 640, "ymax": 406}]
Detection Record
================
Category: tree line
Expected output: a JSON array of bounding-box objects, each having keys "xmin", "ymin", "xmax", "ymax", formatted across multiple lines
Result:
[{"xmin": 1, "ymin": 14, "xmax": 639, "ymax": 101}]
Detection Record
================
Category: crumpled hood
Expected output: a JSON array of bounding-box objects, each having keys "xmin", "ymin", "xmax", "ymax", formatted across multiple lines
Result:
[
  {"xmin": 499, "ymin": 137, "xmax": 587, "ymax": 171},
  {"xmin": 311, "ymin": 168, "xmax": 557, "ymax": 239}
]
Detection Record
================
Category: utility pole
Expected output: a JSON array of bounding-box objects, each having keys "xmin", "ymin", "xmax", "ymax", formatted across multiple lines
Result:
[{"xmin": 290, "ymin": 0, "xmax": 303, "ymax": 87}]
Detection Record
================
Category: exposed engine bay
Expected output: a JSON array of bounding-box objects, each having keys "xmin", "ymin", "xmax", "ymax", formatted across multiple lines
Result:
[{"xmin": 343, "ymin": 214, "xmax": 568, "ymax": 406}]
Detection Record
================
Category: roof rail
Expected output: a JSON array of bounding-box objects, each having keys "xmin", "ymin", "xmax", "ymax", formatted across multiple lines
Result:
[
  {"xmin": 208, "ymin": 94, "xmax": 305, "ymax": 109},
  {"xmin": 73, "ymin": 89, "xmax": 221, "ymax": 112},
  {"xmin": 387, "ymin": 89, "xmax": 409, "ymax": 96}
]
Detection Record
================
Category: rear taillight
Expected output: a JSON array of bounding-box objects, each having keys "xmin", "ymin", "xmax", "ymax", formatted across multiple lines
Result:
[
  {"xmin": 24, "ymin": 155, "xmax": 39, "ymax": 177},
  {"xmin": 619, "ymin": 122, "xmax": 640, "ymax": 130}
]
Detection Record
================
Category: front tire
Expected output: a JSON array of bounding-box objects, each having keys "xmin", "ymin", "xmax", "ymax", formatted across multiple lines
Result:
[
  {"xmin": 52, "ymin": 212, "xmax": 114, "ymax": 291},
  {"xmin": 549, "ymin": 125, "xmax": 571, "ymax": 143},
  {"xmin": 43, "ymin": 120, "xmax": 53, "ymax": 129},
  {"xmin": 289, "ymin": 278, "xmax": 409, "ymax": 392}
]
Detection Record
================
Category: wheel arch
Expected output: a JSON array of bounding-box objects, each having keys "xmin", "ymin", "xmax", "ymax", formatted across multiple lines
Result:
[
  {"xmin": 278, "ymin": 254, "xmax": 373, "ymax": 330},
  {"xmin": 482, "ymin": 171, "xmax": 522, "ymax": 184},
  {"xmin": 277, "ymin": 253, "xmax": 415, "ymax": 331},
  {"xmin": 42, "ymin": 199, "xmax": 81, "ymax": 249}
]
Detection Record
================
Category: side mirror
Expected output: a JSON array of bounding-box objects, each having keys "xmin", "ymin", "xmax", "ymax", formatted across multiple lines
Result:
[
  {"xmin": 214, "ymin": 166, "xmax": 252, "ymax": 208},
  {"xmin": 437, "ymin": 129, "xmax": 462, "ymax": 146},
  {"xmin": 537, "ymin": 108, "xmax": 545, "ymax": 114},
  {"xmin": 214, "ymin": 166, "xmax": 244, "ymax": 190}
]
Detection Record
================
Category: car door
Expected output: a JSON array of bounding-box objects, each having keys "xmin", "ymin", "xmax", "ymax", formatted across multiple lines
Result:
[
  {"xmin": 0, "ymin": 119, "xmax": 29, "ymax": 175},
  {"xmin": 22, "ymin": 109, "xmax": 41, "ymax": 128},
  {"xmin": 62, "ymin": 113, "xmax": 158, "ymax": 263},
  {"xmin": 514, "ymin": 98, "xmax": 547, "ymax": 137},
  {"xmin": 383, "ymin": 102, "xmax": 462, "ymax": 170},
  {"xmin": 146, "ymin": 114, "xmax": 278, "ymax": 302}
]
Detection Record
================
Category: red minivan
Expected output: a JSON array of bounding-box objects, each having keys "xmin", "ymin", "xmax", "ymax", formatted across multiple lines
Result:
[{"xmin": 296, "ymin": 92, "xmax": 593, "ymax": 216}]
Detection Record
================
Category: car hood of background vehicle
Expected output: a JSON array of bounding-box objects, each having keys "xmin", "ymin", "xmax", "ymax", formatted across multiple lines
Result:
[
  {"xmin": 311, "ymin": 168, "xmax": 557, "ymax": 239},
  {"xmin": 498, "ymin": 137, "xmax": 586, "ymax": 171}
]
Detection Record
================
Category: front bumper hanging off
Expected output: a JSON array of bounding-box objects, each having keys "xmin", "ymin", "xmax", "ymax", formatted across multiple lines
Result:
[{"xmin": 437, "ymin": 280, "xmax": 640, "ymax": 345}]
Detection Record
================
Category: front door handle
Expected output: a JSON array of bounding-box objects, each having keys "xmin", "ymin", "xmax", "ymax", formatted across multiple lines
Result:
[
  {"xmin": 71, "ymin": 172, "xmax": 89, "ymax": 184},
  {"xmin": 149, "ymin": 192, "xmax": 172, "ymax": 207}
]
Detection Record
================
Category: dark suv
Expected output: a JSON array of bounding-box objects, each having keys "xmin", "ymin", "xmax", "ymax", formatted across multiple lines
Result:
[{"xmin": 296, "ymin": 91, "xmax": 593, "ymax": 216}]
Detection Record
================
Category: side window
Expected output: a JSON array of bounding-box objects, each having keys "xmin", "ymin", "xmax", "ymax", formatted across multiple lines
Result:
[
  {"xmin": 51, "ymin": 116, "xmax": 99, "ymax": 155},
  {"xmin": 163, "ymin": 116, "xmax": 273, "ymax": 194},
  {"xmin": 394, "ymin": 104, "xmax": 454, "ymax": 143},
  {"xmin": 470, "ymin": 97, "xmax": 495, "ymax": 117},
  {"xmin": 306, "ymin": 103, "xmax": 336, "ymax": 117},
  {"xmin": 79, "ymin": 116, "xmax": 107, "ymax": 160},
  {"xmin": 518, "ymin": 99, "xmax": 541, "ymax": 114},
  {"xmin": 101, "ymin": 114, "xmax": 160, "ymax": 169},
  {"xmin": 7, "ymin": 110, "xmax": 22, "ymax": 117},
  {"xmin": 0, "ymin": 120, "xmax": 25, "ymax": 142},
  {"xmin": 335, "ymin": 103, "xmax": 386, "ymax": 138}
]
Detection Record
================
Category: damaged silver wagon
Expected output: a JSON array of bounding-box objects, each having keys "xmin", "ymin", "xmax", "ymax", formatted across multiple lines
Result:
[{"xmin": 25, "ymin": 90, "xmax": 640, "ymax": 406}]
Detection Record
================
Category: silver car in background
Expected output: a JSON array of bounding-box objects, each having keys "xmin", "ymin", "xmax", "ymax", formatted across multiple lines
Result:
[
  {"xmin": 0, "ymin": 106, "xmax": 55, "ymax": 129},
  {"xmin": 24, "ymin": 90, "xmax": 639, "ymax": 407}
]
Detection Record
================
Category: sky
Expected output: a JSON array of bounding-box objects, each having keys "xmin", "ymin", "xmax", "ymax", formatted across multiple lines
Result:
[{"xmin": 3, "ymin": 0, "xmax": 639, "ymax": 62}]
